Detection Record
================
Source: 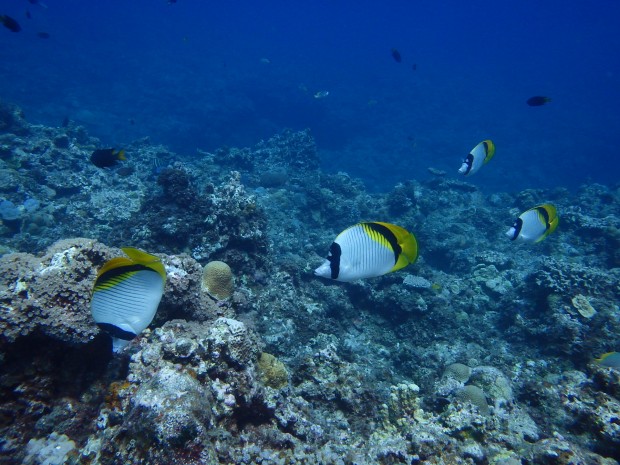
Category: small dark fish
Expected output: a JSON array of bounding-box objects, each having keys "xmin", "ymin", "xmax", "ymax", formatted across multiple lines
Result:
[
  {"xmin": 412, "ymin": 63, "xmax": 417, "ymax": 71},
  {"xmin": 90, "ymin": 148, "xmax": 126, "ymax": 169},
  {"xmin": 129, "ymin": 118, "xmax": 135, "ymax": 125},
  {"xmin": 37, "ymin": 31, "xmax": 50, "ymax": 39},
  {"xmin": 61, "ymin": 116, "xmax": 70, "ymax": 127},
  {"xmin": 1, "ymin": 15, "xmax": 22, "ymax": 32},
  {"xmin": 526, "ymin": 96, "xmax": 551, "ymax": 106},
  {"xmin": 28, "ymin": 0, "xmax": 39, "ymax": 4},
  {"xmin": 26, "ymin": 9, "xmax": 31, "ymax": 19},
  {"xmin": 391, "ymin": 48, "xmax": 402, "ymax": 63}
]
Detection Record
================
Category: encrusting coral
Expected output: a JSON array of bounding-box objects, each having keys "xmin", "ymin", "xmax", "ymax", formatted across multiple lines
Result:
[
  {"xmin": 456, "ymin": 385, "xmax": 490, "ymax": 416},
  {"xmin": 201, "ymin": 260, "xmax": 234, "ymax": 301}
]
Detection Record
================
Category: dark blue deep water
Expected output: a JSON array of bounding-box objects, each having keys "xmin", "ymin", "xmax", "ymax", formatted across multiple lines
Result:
[{"xmin": 1, "ymin": 0, "xmax": 619, "ymax": 192}]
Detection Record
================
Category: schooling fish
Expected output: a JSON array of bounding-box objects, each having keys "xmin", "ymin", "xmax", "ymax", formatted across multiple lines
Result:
[
  {"xmin": 315, "ymin": 222, "xmax": 418, "ymax": 282},
  {"xmin": 506, "ymin": 204, "xmax": 558, "ymax": 243},
  {"xmin": 527, "ymin": 96, "xmax": 551, "ymax": 106},
  {"xmin": 594, "ymin": 352, "xmax": 620, "ymax": 369},
  {"xmin": 90, "ymin": 148, "xmax": 126, "ymax": 168},
  {"xmin": 458, "ymin": 140, "xmax": 495, "ymax": 176},
  {"xmin": 90, "ymin": 247, "xmax": 166, "ymax": 352},
  {"xmin": 1, "ymin": 15, "xmax": 21, "ymax": 32},
  {"xmin": 391, "ymin": 48, "xmax": 402, "ymax": 63}
]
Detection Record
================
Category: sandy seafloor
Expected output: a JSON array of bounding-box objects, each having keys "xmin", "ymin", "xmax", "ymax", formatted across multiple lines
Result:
[{"xmin": 0, "ymin": 100, "xmax": 619, "ymax": 464}]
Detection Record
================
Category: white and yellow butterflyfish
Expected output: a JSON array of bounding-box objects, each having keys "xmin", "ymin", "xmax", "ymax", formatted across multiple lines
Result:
[
  {"xmin": 314, "ymin": 222, "xmax": 418, "ymax": 282},
  {"xmin": 90, "ymin": 247, "xmax": 166, "ymax": 352},
  {"xmin": 458, "ymin": 140, "xmax": 495, "ymax": 176},
  {"xmin": 506, "ymin": 204, "xmax": 559, "ymax": 243}
]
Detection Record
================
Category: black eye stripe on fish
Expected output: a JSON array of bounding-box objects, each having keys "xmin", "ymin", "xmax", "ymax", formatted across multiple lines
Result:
[
  {"xmin": 509, "ymin": 219, "xmax": 523, "ymax": 241},
  {"xmin": 328, "ymin": 242, "xmax": 341, "ymax": 279}
]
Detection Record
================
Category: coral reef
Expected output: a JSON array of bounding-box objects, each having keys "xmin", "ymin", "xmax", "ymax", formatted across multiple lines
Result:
[{"xmin": 1, "ymin": 107, "xmax": 619, "ymax": 464}]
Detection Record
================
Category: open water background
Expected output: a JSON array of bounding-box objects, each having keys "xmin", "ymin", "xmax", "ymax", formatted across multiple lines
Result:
[{"xmin": 1, "ymin": 0, "xmax": 619, "ymax": 192}]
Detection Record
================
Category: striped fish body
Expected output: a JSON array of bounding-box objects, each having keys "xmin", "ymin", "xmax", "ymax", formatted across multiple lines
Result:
[
  {"xmin": 315, "ymin": 222, "xmax": 418, "ymax": 282},
  {"xmin": 506, "ymin": 204, "xmax": 558, "ymax": 243},
  {"xmin": 91, "ymin": 248, "xmax": 166, "ymax": 352},
  {"xmin": 459, "ymin": 140, "xmax": 495, "ymax": 176}
]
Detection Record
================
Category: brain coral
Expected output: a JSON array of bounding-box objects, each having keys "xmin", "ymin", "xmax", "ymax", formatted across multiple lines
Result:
[
  {"xmin": 456, "ymin": 385, "xmax": 490, "ymax": 416},
  {"xmin": 201, "ymin": 260, "xmax": 234, "ymax": 300},
  {"xmin": 444, "ymin": 363, "xmax": 472, "ymax": 383}
]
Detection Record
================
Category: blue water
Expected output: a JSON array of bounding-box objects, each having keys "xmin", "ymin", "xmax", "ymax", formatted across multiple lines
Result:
[{"xmin": 1, "ymin": 0, "xmax": 619, "ymax": 192}]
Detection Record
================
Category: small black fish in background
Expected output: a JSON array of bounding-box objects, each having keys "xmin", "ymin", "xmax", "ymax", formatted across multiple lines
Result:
[
  {"xmin": 391, "ymin": 48, "xmax": 402, "ymax": 63},
  {"xmin": 412, "ymin": 63, "xmax": 417, "ymax": 71},
  {"xmin": 1, "ymin": 15, "xmax": 21, "ymax": 32},
  {"xmin": 37, "ymin": 31, "xmax": 50, "ymax": 39},
  {"xmin": 25, "ymin": 9, "xmax": 31, "ymax": 19},
  {"xmin": 61, "ymin": 116, "xmax": 70, "ymax": 127},
  {"xmin": 91, "ymin": 148, "xmax": 126, "ymax": 168},
  {"xmin": 526, "ymin": 96, "xmax": 551, "ymax": 106}
]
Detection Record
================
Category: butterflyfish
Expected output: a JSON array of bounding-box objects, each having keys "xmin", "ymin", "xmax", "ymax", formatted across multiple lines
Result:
[
  {"xmin": 594, "ymin": 352, "xmax": 620, "ymax": 369},
  {"xmin": 315, "ymin": 222, "xmax": 418, "ymax": 282},
  {"xmin": 90, "ymin": 247, "xmax": 166, "ymax": 352},
  {"xmin": 458, "ymin": 140, "xmax": 495, "ymax": 176},
  {"xmin": 506, "ymin": 204, "xmax": 558, "ymax": 243},
  {"xmin": 90, "ymin": 148, "xmax": 126, "ymax": 168}
]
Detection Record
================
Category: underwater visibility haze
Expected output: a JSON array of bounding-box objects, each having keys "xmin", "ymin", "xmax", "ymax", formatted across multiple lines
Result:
[{"xmin": 1, "ymin": 1, "xmax": 620, "ymax": 464}]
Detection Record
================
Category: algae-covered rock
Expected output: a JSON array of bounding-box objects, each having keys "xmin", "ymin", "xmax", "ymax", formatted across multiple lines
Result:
[
  {"xmin": 257, "ymin": 352, "xmax": 289, "ymax": 389},
  {"xmin": 127, "ymin": 366, "xmax": 213, "ymax": 447}
]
